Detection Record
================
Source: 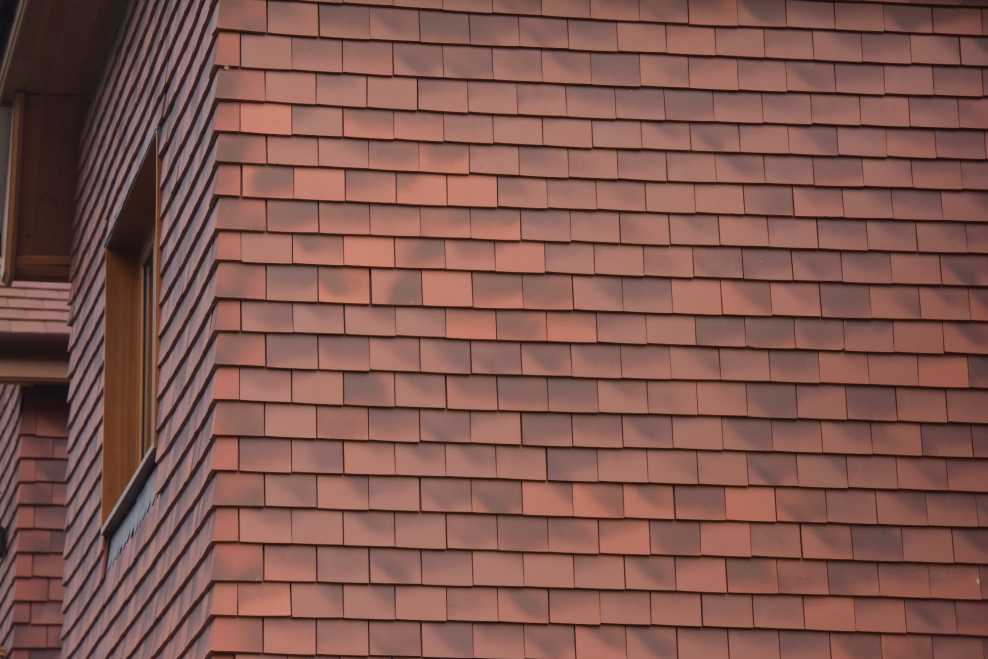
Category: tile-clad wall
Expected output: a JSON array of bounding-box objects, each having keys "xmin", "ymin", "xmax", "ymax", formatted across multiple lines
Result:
[
  {"xmin": 209, "ymin": 0, "xmax": 988, "ymax": 657},
  {"xmin": 59, "ymin": 0, "xmax": 221, "ymax": 657},
  {"xmin": 0, "ymin": 386, "xmax": 69, "ymax": 658},
  {"xmin": 0, "ymin": 386, "xmax": 22, "ymax": 655},
  {"xmin": 0, "ymin": 283, "xmax": 69, "ymax": 336}
]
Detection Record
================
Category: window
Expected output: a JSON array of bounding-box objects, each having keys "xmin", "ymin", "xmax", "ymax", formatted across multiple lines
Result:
[
  {"xmin": 103, "ymin": 142, "xmax": 158, "ymax": 524},
  {"xmin": 0, "ymin": 102, "xmax": 14, "ymax": 248},
  {"xmin": 0, "ymin": 96, "xmax": 21, "ymax": 283}
]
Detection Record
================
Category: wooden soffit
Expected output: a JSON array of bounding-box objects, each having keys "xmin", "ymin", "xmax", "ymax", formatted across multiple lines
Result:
[
  {"xmin": 0, "ymin": 0, "xmax": 130, "ymax": 103},
  {"xmin": 0, "ymin": 352, "xmax": 67, "ymax": 384},
  {"xmin": 0, "ymin": 0, "xmax": 129, "ymax": 284}
]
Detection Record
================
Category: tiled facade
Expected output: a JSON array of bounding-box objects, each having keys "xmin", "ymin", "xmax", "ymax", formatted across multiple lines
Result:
[
  {"xmin": 3, "ymin": 0, "xmax": 988, "ymax": 657},
  {"xmin": 59, "ymin": 0, "xmax": 220, "ymax": 656},
  {"xmin": 0, "ymin": 284, "xmax": 69, "ymax": 337},
  {"xmin": 202, "ymin": 0, "xmax": 988, "ymax": 657},
  {"xmin": 0, "ymin": 386, "xmax": 68, "ymax": 659}
]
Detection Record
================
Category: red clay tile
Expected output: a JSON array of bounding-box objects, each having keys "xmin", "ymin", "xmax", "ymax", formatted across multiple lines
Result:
[{"xmin": 44, "ymin": 4, "xmax": 988, "ymax": 656}]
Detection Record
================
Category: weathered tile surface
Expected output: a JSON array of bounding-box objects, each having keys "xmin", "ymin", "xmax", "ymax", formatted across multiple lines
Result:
[
  {"xmin": 56, "ymin": 0, "xmax": 988, "ymax": 656},
  {"xmin": 0, "ymin": 387, "xmax": 68, "ymax": 657}
]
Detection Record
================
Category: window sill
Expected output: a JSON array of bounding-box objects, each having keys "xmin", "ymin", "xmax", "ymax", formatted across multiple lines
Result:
[{"xmin": 101, "ymin": 450, "xmax": 156, "ymax": 563}]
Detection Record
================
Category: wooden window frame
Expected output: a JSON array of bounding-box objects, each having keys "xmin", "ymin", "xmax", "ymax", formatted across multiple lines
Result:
[
  {"xmin": 102, "ymin": 139, "xmax": 160, "ymax": 527},
  {"xmin": 0, "ymin": 94, "xmax": 22, "ymax": 285}
]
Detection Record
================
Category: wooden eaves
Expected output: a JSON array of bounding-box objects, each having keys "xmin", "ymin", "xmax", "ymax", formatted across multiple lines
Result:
[{"xmin": 0, "ymin": 0, "xmax": 129, "ymax": 284}]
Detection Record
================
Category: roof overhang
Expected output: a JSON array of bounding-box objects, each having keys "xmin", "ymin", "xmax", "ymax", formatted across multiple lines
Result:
[
  {"xmin": 0, "ymin": 281, "xmax": 68, "ymax": 384},
  {"xmin": 0, "ymin": 0, "xmax": 129, "ymax": 284},
  {"xmin": 0, "ymin": 338, "xmax": 68, "ymax": 384},
  {"xmin": 0, "ymin": 0, "xmax": 130, "ymax": 103}
]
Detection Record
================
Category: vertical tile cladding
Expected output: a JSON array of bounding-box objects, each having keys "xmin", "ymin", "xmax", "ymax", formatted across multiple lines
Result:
[
  {"xmin": 208, "ymin": 0, "xmax": 988, "ymax": 657},
  {"xmin": 0, "ymin": 386, "xmax": 69, "ymax": 658},
  {"xmin": 0, "ymin": 386, "xmax": 22, "ymax": 656},
  {"xmin": 60, "ymin": 0, "xmax": 221, "ymax": 658}
]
